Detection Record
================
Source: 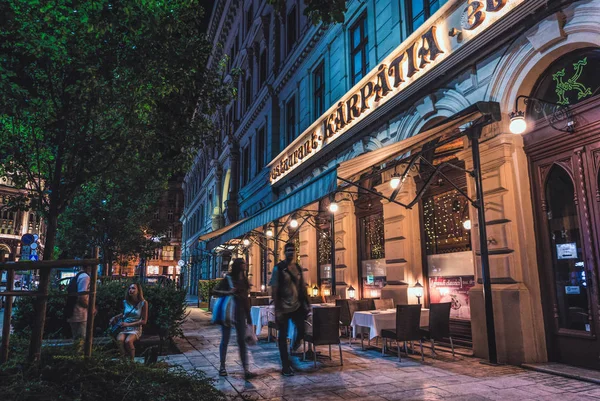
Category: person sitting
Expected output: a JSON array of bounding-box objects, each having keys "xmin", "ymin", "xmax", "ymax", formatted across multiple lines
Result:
[{"xmin": 110, "ymin": 283, "xmax": 148, "ymax": 360}]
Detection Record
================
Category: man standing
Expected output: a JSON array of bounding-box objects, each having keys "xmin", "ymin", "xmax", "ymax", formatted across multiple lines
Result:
[
  {"xmin": 270, "ymin": 242, "xmax": 309, "ymax": 376},
  {"xmin": 65, "ymin": 265, "xmax": 92, "ymax": 350}
]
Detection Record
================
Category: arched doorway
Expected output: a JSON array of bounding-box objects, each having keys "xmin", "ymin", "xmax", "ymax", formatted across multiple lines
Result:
[{"xmin": 526, "ymin": 48, "xmax": 600, "ymax": 368}]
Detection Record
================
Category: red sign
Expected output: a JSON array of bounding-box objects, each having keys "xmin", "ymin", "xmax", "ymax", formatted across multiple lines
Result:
[{"xmin": 429, "ymin": 276, "xmax": 475, "ymax": 320}]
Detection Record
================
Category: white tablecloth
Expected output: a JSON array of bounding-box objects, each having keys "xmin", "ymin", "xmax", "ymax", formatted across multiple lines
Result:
[
  {"xmin": 350, "ymin": 308, "xmax": 430, "ymax": 340},
  {"xmin": 250, "ymin": 303, "xmax": 336, "ymax": 336}
]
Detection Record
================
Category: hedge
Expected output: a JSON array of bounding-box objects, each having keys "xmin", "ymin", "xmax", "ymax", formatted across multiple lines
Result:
[{"xmin": 11, "ymin": 279, "xmax": 188, "ymax": 341}]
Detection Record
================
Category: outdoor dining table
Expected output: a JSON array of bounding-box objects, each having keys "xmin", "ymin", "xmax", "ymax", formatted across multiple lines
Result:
[
  {"xmin": 250, "ymin": 303, "xmax": 335, "ymax": 336},
  {"xmin": 350, "ymin": 308, "xmax": 430, "ymax": 349}
]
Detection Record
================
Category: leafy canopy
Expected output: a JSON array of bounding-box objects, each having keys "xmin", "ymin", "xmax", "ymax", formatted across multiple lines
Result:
[{"xmin": 0, "ymin": 0, "xmax": 233, "ymax": 259}]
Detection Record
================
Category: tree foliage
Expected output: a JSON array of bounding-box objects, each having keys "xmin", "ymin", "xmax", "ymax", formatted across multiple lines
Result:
[
  {"xmin": 268, "ymin": 0, "xmax": 348, "ymax": 25},
  {"xmin": 55, "ymin": 171, "xmax": 168, "ymax": 273},
  {"xmin": 0, "ymin": 0, "xmax": 233, "ymax": 261}
]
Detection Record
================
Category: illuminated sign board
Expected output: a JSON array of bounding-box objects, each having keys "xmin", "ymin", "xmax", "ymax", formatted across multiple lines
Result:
[{"xmin": 269, "ymin": 0, "xmax": 524, "ymax": 184}]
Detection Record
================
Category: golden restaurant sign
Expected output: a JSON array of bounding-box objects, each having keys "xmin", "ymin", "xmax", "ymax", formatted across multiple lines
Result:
[{"xmin": 269, "ymin": 0, "xmax": 524, "ymax": 184}]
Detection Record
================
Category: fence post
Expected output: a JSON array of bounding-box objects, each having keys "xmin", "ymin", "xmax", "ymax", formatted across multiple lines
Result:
[
  {"xmin": 83, "ymin": 262, "xmax": 98, "ymax": 358},
  {"xmin": 0, "ymin": 266, "xmax": 14, "ymax": 363}
]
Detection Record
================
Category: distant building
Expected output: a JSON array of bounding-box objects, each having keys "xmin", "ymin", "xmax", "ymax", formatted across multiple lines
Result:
[
  {"xmin": 117, "ymin": 175, "xmax": 184, "ymax": 283},
  {"xmin": 0, "ymin": 176, "xmax": 46, "ymax": 287}
]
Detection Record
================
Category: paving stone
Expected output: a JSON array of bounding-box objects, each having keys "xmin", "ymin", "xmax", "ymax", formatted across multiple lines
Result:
[{"xmin": 169, "ymin": 307, "xmax": 600, "ymax": 401}]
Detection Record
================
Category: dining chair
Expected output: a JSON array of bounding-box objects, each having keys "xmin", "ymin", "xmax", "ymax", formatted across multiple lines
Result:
[
  {"xmin": 336, "ymin": 299, "xmax": 353, "ymax": 344},
  {"xmin": 420, "ymin": 302, "xmax": 454, "ymax": 357},
  {"xmin": 303, "ymin": 306, "xmax": 342, "ymax": 368},
  {"xmin": 267, "ymin": 309, "xmax": 279, "ymax": 343},
  {"xmin": 381, "ymin": 304, "xmax": 423, "ymax": 362},
  {"xmin": 309, "ymin": 295, "xmax": 324, "ymax": 305},
  {"xmin": 325, "ymin": 294, "xmax": 341, "ymax": 303},
  {"xmin": 374, "ymin": 298, "xmax": 394, "ymax": 310}
]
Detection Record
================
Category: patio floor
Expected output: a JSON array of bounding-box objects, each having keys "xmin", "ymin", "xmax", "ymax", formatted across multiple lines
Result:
[{"xmin": 166, "ymin": 307, "xmax": 600, "ymax": 401}]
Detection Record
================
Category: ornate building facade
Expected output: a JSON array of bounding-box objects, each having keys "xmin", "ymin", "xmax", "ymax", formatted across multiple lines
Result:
[{"xmin": 184, "ymin": 0, "xmax": 600, "ymax": 368}]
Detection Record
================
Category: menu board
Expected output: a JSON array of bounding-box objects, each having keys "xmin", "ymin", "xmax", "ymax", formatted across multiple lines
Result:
[{"xmin": 429, "ymin": 276, "xmax": 475, "ymax": 320}]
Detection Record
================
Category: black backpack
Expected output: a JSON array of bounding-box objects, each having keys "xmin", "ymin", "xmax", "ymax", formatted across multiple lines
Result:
[{"xmin": 64, "ymin": 272, "xmax": 84, "ymax": 319}]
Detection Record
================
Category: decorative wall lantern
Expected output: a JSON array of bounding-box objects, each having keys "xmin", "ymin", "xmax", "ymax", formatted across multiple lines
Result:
[
  {"xmin": 312, "ymin": 285, "xmax": 319, "ymax": 297},
  {"xmin": 347, "ymin": 285, "xmax": 356, "ymax": 299},
  {"xmin": 411, "ymin": 281, "xmax": 424, "ymax": 305}
]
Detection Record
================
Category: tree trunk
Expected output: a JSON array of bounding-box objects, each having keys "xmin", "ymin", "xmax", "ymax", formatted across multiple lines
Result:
[{"xmin": 29, "ymin": 211, "xmax": 58, "ymax": 363}]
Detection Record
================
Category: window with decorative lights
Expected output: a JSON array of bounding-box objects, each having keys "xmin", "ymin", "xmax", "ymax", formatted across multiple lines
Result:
[{"xmin": 423, "ymin": 190, "xmax": 471, "ymax": 255}]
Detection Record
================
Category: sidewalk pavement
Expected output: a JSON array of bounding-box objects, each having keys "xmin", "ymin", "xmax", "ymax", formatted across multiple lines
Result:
[{"xmin": 165, "ymin": 306, "xmax": 600, "ymax": 401}]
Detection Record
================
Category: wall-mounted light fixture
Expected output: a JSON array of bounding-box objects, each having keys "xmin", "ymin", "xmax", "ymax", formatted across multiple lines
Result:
[
  {"xmin": 509, "ymin": 95, "xmax": 574, "ymax": 135},
  {"xmin": 347, "ymin": 285, "xmax": 356, "ymax": 299},
  {"xmin": 411, "ymin": 281, "xmax": 424, "ymax": 305}
]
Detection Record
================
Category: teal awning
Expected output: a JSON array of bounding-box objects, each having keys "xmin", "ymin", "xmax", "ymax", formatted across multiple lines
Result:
[{"xmin": 206, "ymin": 168, "xmax": 338, "ymax": 250}]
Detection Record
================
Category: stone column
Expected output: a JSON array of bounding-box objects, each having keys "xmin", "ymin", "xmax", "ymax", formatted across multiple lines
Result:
[
  {"xmin": 333, "ymin": 199, "xmax": 358, "ymax": 299},
  {"xmin": 458, "ymin": 132, "xmax": 547, "ymax": 365},
  {"xmin": 375, "ymin": 174, "xmax": 422, "ymax": 305},
  {"xmin": 299, "ymin": 222, "xmax": 318, "ymax": 289}
]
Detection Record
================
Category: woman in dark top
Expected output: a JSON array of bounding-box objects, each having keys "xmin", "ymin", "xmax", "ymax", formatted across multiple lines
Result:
[{"xmin": 212, "ymin": 258, "xmax": 256, "ymax": 380}]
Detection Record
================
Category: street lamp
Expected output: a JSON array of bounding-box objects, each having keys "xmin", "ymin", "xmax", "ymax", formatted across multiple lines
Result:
[
  {"xmin": 463, "ymin": 219, "xmax": 472, "ymax": 230},
  {"xmin": 290, "ymin": 218, "xmax": 299, "ymax": 228},
  {"xmin": 411, "ymin": 281, "xmax": 424, "ymax": 304},
  {"xmin": 243, "ymin": 238, "xmax": 250, "ymax": 247},
  {"xmin": 266, "ymin": 229, "xmax": 273, "ymax": 237},
  {"xmin": 328, "ymin": 202, "xmax": 339, "ymax": 213}
]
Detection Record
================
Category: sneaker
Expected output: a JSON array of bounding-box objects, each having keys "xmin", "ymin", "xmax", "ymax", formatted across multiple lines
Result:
[
  {"xmin": 281, "ymin": 368, "xmax": 294, "ymax": 377},
  {"xmin": 244, "ymin": 371, "xmax": 257, "ymax": 380},
  {"xmin": 218, "ymin": 367, "xmax": 228, "ymax": 377}
]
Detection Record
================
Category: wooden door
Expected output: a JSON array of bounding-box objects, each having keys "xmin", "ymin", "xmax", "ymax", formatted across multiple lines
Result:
[{"xmin": 531, "ymin": 147, "xmax": 600, "ymax": 368}]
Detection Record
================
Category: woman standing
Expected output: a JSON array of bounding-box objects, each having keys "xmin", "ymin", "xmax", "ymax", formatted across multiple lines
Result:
[
  {"xmin": 213, "ymin": 258, "xmax": 256, "ymax": 380},
  {"xmin": 110, "ymin": 283, "xmax": 149, "ymax": 360}
]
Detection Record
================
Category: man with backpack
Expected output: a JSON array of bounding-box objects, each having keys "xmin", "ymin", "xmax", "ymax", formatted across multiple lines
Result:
[
  {"xmin": 65, "ymin": 266, "xmax": 95, "ymax": 348},
  {"xmin": 269, "ymin": 242, "xmax": 310, "ymax": 376}
]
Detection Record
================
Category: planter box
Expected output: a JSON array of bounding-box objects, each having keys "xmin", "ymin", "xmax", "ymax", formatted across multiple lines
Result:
[{"xmin": 199, "ymin": 301, "xmax": 209, "ymax": 308}]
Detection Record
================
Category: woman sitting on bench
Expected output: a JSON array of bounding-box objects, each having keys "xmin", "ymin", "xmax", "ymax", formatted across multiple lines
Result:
[{"xmin": 110, "ymin": 283, "xmax": 149, "ymax": 360}]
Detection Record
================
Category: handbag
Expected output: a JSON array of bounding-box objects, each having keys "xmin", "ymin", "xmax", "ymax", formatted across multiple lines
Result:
[
  {"xmin": 109, "ymin": 319, "xmax": 123, "ymax": 337},
  {"xmin": 211, "ymin": 276, "xmax": 235, "ymax": 327}
]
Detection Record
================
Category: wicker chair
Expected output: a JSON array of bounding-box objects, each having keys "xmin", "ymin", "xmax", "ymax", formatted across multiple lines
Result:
[
  {"xmin": 381, "ymin": 305, "xmax": 423, "ymax": 362},
  {"xmin": 421, "ymin": 302, "xmax": 454, "ymax": 357},
  {"xmin": 303, "ymin": 307, "xmax": 342, "ymax": 368},
  {"xmin": 374, "ymin": 298, "xmax": 394, "ymax": 310}
]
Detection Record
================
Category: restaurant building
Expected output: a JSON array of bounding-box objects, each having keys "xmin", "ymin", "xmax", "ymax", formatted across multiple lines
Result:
[{"xmin": 184, "ymin": 0, "xmax": 600, "ymax": 368}]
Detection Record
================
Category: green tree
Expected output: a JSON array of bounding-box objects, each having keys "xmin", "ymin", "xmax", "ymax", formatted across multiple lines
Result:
[
  {"xmin": 56, "ymin": 171, "xmax": 169, "ymax": 277},
  {"xmin": 268, "ymin": 0, "xmax": 348, "ymax": 24},
  {"xmin": 0, "ymin": 0, "xmax": 234, "ymax": 359}
]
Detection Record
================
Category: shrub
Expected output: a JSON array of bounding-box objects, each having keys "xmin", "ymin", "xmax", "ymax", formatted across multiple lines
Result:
[
  {"xmin": 198, "ymin": 279, "xmax": 221, "ymax": 302},
  {"xmin": 0, "ymin": 350, "xmax": 226, "ymax": 401},
  {"xmin": 12, "ymin": 280, "xmax": 188, "ymax": 341}
]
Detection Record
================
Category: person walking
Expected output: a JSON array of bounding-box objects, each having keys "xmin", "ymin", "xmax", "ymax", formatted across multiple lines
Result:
[
  {"xmin": 110, "ymin": 283, "xmax": 148, "ymax": 360},
  {"xmin": 270, "ymin": 242, "xmax": 310, "ymax": 376},
  {"xmin": 213, "ymin": 258, "xmax": 256, "ymax": 380}
]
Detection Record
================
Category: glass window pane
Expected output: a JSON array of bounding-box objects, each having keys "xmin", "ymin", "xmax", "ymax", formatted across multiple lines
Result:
[
  {"xmin": 545, "ymin": 166, "xmax": 590, "ymax": 332},
  {"xmin": 354, "ymin": 53, "xmax": 362, "ymax": 75},
  {"xmin": 352, "ymin": 27, "xmax": 361, "ymax": 50},
  {"xmin": 411, "ymin": 0, "xmax": 425, "ymax": 19},
  {"xmin": 413, "ymin": 13, "xmax": 426, "ymax": 30}
]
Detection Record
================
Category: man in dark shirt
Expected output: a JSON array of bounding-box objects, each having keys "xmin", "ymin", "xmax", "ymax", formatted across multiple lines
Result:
[{"xmin": 270, "ymin": 242, "xmax": 309, "ymax": 376}]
